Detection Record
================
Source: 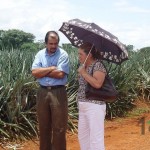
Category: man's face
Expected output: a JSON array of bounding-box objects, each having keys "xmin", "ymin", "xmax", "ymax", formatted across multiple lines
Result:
[{"xmin": 46, "ymin": 36, "xmax": 58, "ymax": 54}]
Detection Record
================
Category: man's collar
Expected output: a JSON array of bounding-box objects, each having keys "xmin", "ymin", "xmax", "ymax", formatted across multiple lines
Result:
[{"xmin": 45, "ymin": 48, "xmax": 59, "ymax": 56}]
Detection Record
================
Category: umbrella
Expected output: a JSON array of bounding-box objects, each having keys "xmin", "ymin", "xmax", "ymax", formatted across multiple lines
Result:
[{"xmin": 59, "ymin": 18, "xmax": 128, "ymax": 64}]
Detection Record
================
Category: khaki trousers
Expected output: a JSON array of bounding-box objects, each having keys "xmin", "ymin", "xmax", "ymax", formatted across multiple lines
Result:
[{"xmin": 36, "ymin": 86, "xmax": 68, "ymax": 150}]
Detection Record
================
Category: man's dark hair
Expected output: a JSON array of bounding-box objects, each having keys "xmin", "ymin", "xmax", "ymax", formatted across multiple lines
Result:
[{"xmin": 45, "ymin": 31, "xmax": 60, "ymax": 44}]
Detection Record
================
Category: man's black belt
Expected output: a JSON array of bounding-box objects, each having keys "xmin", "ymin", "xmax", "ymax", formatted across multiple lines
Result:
[{"xmin": 40, "ymin": 85, "xmax": 65, "ymax": 90}]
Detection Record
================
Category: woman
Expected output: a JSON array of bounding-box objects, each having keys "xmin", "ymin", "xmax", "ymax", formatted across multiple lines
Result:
[{"xmin": 77, "ymin": 42, "xmax": 106, "ymax": 150}]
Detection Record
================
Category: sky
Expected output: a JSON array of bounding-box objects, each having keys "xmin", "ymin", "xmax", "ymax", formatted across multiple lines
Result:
[{"xmin": 0, "ymin": 0, "xmax": 150, "ymax": 50}]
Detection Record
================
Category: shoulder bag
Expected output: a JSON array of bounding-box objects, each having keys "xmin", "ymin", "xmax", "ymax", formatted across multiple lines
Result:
[{"xmin": 85, "ymin": 61, "xmax": 118, "ymax": 103}]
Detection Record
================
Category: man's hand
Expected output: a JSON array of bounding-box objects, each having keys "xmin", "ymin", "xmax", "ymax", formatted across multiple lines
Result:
[
  {"xmin": 46, "ymin": 70, "xmax": 65, "ymax": 79},
  {"xmin": 32, "ymin": 66, "xmax": 57, "ymax": 78}
]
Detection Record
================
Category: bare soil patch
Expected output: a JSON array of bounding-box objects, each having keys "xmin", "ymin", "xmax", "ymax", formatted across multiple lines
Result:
[{"xmin": 1, "ymin": 101, "xmax": 150, "ymax": 150}]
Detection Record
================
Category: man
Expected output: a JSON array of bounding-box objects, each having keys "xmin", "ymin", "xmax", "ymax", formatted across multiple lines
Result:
[{"xmin": 32, "ymin": 31, "xmax": 69, "ymax": 150}]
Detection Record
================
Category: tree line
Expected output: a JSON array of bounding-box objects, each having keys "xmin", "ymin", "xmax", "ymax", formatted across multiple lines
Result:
[{"xmin": 0, "ymin": 29, "xmax": 45, "ymax": 51}]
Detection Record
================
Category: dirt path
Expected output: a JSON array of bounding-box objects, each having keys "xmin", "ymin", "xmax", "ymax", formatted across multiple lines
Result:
[
  {"xmin": 1, "ymin": 112, "xmax": 150, "ymax": 150},
  {"xmin": 105, "ymin": 113, "xmax": 150, "ymax": 150}
]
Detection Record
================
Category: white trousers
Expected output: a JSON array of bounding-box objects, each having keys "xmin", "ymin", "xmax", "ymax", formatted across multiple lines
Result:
[{"xmin": 78, "ymin": 101, "xmax": 106, "ymax": 150}]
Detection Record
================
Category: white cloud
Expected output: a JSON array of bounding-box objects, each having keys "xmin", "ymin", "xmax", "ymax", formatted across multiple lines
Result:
[
  {"xmin": 0, "ymin": 0, "xmax": 149, "ymax": 49},
  {"xmin": 94, "ymin": 21, "xmax": 150, "ymax": 49},
  {"xmin": 115, "ymin": 0, "xmax": 150, "ymax": 13},
  {"xmin": 0, "ymin": 0, "xmax": 30, "ymax": 10},
  {"xmin": 0, "ymin": 0, "xmax": 70, "ymax": 40},
  {"xmin": 115, "ymin": 0, "xmax": 129, "ymax": 7}
]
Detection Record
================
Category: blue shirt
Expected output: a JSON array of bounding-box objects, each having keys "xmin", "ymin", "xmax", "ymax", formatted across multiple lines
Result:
[{"xmin": 32, "ymin": 48, "xmax": 69, "ymax": 86}]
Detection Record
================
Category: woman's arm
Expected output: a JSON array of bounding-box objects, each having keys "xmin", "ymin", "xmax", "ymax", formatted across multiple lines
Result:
[
  {"xmin": 82, "ymin": 71, "xmax": 105, "ymax": 88},
  {"xmin": 78, "ymin": 65, "xmax": 106, "ymax": 89}
]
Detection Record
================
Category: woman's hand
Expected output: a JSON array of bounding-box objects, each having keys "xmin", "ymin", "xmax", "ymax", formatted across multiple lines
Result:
[
  {"xmin": 78, "ymin": 65, "xmax": 106, "ymax": 89},
  {"xmin": 78, "ymin": 65, "xmax": 87, "ymax": 75}
]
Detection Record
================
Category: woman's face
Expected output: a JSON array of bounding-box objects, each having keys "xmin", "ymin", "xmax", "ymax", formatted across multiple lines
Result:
[{"xmin": 78, "ymin": 48, "xmax": 88, "ymax": 64}]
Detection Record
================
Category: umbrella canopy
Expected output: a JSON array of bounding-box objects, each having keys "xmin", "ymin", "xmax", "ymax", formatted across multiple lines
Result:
[{"xmin": 59, "ymin": 19, "xmax": 128, "ymax": 64}]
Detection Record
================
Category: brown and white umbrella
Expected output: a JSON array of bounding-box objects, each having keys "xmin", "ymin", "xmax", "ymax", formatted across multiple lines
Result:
[{"xmin": 59, "ymin": 18, "xmax": 128, "ymax": 64}]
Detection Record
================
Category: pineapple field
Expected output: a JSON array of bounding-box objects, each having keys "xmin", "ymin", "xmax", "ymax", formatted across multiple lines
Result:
[{"xmin": 0, "ymin": 45, "xmax": 150, "ymax": 149}]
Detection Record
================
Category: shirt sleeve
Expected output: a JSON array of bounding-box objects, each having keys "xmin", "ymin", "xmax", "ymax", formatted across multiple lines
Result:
[
  {"xmin": 31, "ymin": 52, "xmax": 42, "ymax": 70},
  {"xmin": 93, "ymin": 61, "xmax": 106, "ymax": 74},
  {"xmin": 57, "ymin": 52, "xmax": 69, "ymax": 74}
]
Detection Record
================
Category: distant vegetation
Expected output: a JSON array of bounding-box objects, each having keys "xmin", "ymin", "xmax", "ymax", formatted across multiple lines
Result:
[
  {"xmin": 0, "ymin": 29, "xmax": 149, "ymax": 141},
  {"xmin": 0, "ymin": 29, "xmax": 45, "ymax": 51}
]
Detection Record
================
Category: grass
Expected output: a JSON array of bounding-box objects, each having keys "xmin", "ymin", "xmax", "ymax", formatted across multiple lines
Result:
[
  {"xmin": 126, "ymin": 107, "xmax": 150, "ymax": 118},
  {"xmin": 125, "ymin": 99, "xmax": 150, "ymax": 118},
  {"xmin": 105, "ymin": 100, "xmax": 150, "ymax": 123}
]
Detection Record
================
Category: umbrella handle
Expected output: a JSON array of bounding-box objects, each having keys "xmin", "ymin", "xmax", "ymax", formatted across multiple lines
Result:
[{"xmin": 83, "ymin": 44, "xmax": 94, "ymax": 66}]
